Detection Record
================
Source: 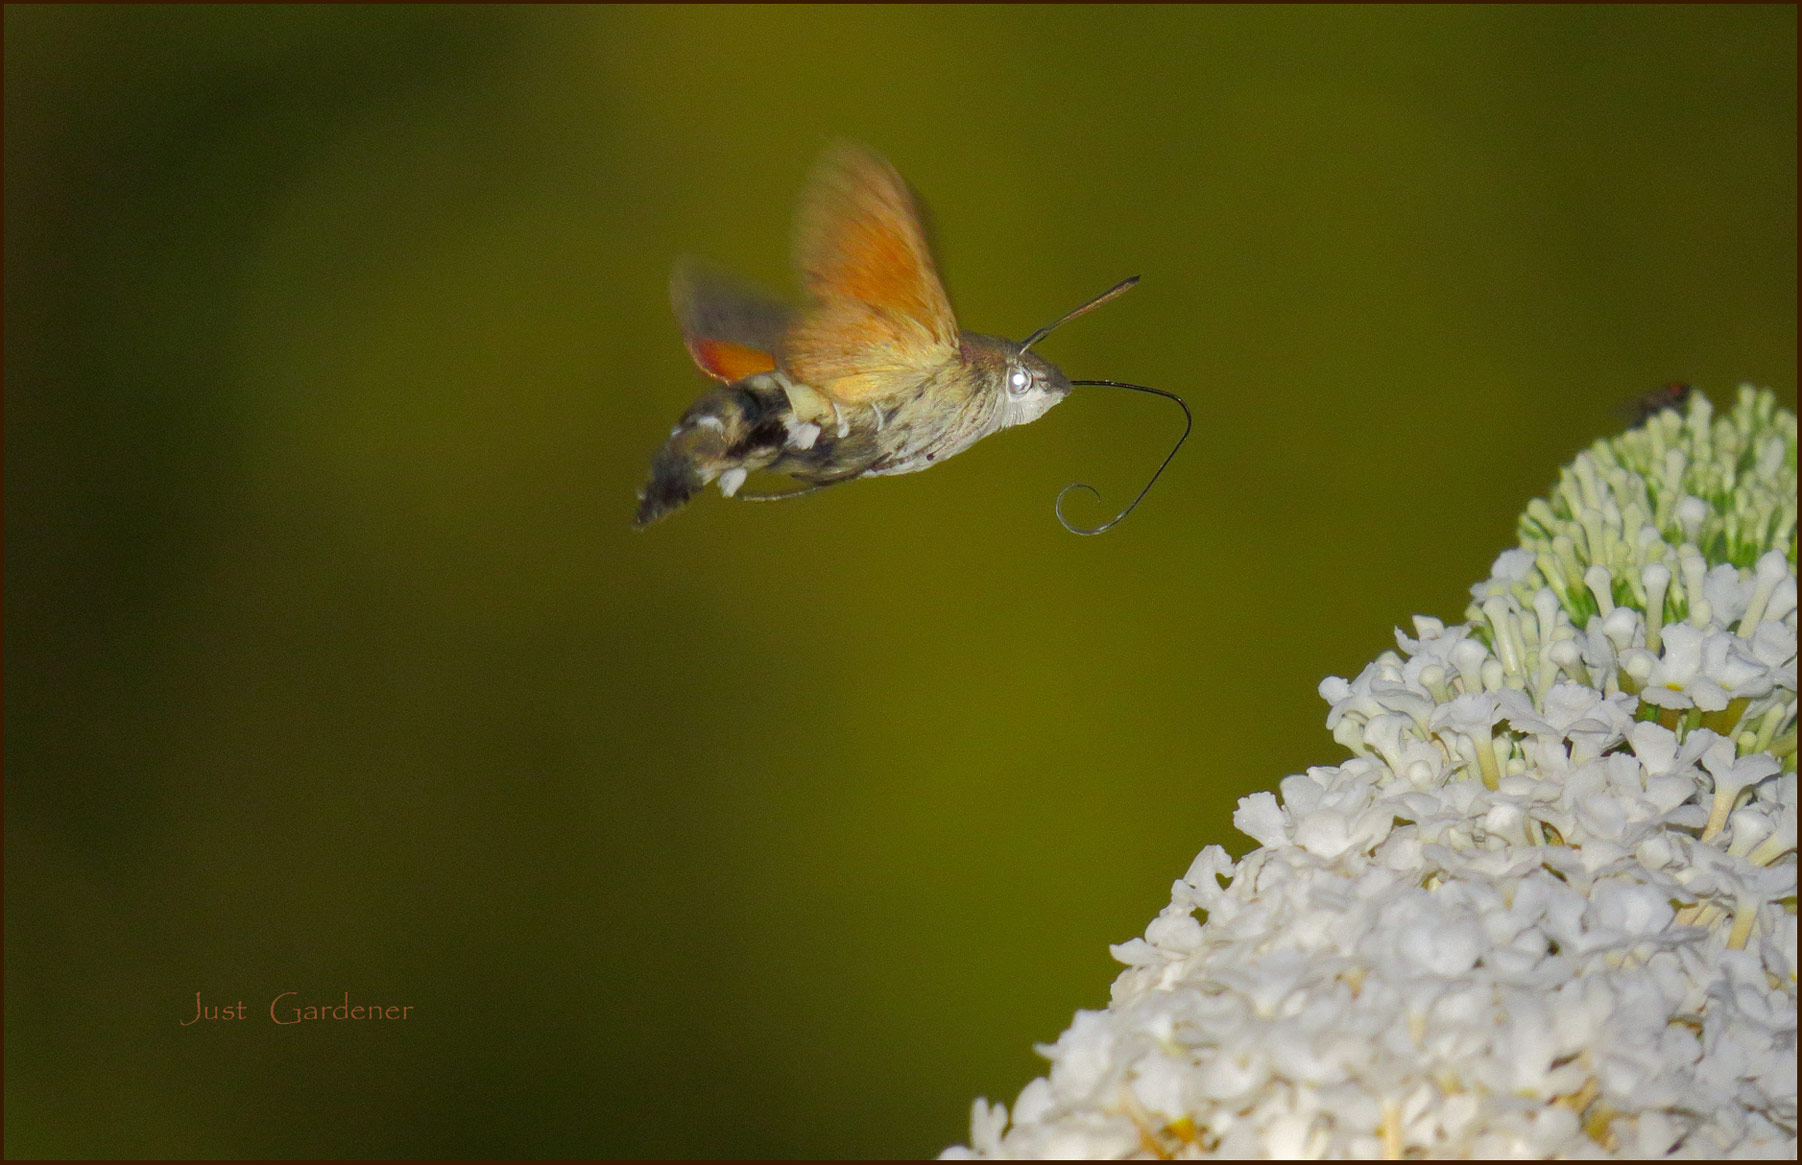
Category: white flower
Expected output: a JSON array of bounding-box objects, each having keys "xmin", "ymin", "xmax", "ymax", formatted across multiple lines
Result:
[
  {"xmin": 1704, "ymin": 562, "xmax": 1757, "ymax": 627},
  {"xmin": 1637, "ymin": 624, "xmax": 1730, "ymax": 710},
  {"xmin": 944, "ymin": 389, "xmax": 1796, "ymax": 1160},
  {"xmin": 1699, "ymin": 735, "xmax": 1784, "ymax": 841}
]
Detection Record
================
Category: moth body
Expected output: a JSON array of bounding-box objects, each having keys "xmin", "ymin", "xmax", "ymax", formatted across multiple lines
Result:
[
  {"xmin": 634, "ymin": 143, "xmax": 1097, "ymax": 528},
  {"xmin": 634, "ymin": 330, "xmax": 1071, "ymax": 526}
]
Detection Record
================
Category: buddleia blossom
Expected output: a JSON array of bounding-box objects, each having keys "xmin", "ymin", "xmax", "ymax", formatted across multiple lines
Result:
[{"xmin": 944, "ymin": 387, "xmax": 1796, "ymax": 1159}]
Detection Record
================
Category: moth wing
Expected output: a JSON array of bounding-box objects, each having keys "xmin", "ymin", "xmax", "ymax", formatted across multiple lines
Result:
[
  {"xmin": 784, "ymin": 143, "xmax": 960, "ymax": 405},
  {"xmin": 670, "ymin": 256, "xmax": 791, "ymax": 383}
]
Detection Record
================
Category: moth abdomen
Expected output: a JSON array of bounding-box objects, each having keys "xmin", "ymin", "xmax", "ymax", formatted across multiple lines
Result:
[
  {"xmin": 633, "ymin": 374, "xmax": 800, "ymax": 527},
  {"xmin": 634, "ymin": 439, "xmax": 708, "ymax": 528}
]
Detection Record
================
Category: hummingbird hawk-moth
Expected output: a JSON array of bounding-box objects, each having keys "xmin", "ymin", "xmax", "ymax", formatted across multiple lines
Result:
[{"xmin": 634, "ymin": 143, "xmax": 1187, "ymax": 533}]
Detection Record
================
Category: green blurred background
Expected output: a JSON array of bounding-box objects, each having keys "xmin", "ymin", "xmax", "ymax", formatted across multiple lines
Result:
[{"xmin": 5, "ymin": 5, "xmax": 1794, "ymax": 1158}]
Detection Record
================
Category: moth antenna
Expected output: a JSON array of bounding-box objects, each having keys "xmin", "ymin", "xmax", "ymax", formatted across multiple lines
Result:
[
  {"xmin": 1055, "ymin": 379, "xmax": 1191, "ymax": 535},
  {"xmin": 1020, "ymin": 275, "xmax": 1140, "ymax": 352}
]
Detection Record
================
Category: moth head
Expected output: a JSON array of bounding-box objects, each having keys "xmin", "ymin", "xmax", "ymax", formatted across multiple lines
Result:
[{"xmin": 998, "ymin": 346, "xmax": 1073, "ymax": 428}]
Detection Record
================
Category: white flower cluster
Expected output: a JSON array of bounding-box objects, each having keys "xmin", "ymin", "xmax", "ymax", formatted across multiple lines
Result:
[{"xmin": 945, "ymin": 387, "xmax": 1796, "ymax": 1159}]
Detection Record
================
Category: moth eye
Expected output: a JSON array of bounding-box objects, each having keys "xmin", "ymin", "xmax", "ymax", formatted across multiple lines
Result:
[{"xmin": 1008, "ymin": 367, "xmax": 1032, "ymax": 395}]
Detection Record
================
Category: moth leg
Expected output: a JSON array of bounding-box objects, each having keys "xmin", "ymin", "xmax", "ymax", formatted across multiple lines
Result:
[
  {"xmin": 737, "ymin": 482, "xmax": 831, "ymax": 503},
  {"xmin": 737, "ymin": 466, "xmax": 867, "ymax": 503}
]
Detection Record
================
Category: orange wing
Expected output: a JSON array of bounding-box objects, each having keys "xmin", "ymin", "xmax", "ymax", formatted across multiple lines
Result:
[
  {"xmin": 784, "ymin": 143, "xmax": 960, "ymax": 405},
  {"xmin": 670, "ymin": 256, "xmax": 789, "ymax": 383}
]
